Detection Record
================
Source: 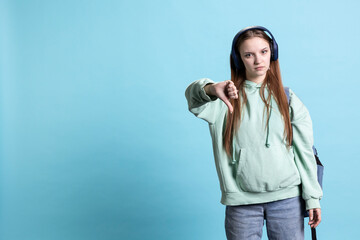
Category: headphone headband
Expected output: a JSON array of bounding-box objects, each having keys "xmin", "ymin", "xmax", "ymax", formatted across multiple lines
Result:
[{"xmin": 231, "ymin": 26, "xmax": 278, "ymax": 70}]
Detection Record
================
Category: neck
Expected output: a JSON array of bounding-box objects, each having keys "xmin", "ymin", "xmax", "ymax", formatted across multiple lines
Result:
[{"xmin": 246, "ymin": 75, "xmax": 266, "ymax": 84}]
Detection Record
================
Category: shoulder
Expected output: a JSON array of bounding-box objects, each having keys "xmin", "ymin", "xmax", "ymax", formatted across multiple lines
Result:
[
  {"xmin": 287, "ymin": 88, "xmax": 304, "ymax": 107},
  {"xmin": 287, "ymin": 88, "xmax": 311, "ymax": 121}
]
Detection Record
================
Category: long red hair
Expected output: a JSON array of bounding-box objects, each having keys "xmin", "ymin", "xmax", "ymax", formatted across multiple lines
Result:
[{"xmin": 223, "ymin": 29, "xmax": 292, "ymax": 158}]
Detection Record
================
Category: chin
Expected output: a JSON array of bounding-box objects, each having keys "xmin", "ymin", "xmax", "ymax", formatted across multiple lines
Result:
[
  {"xmin": 254, "ymin": 71, "xmax": 267, "ymax": 77},
  {"xmin": 247, "ymin": 70, "xmax": 267, "ymax": 79}
]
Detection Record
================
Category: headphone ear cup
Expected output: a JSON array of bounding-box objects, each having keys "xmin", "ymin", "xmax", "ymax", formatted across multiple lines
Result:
[
  {"xmin": 231, "ymin": 47, "xmax": 241, "ymax": 70},
  {"xmin": 232, "ymin": 52, "xmax": 245, "ymax": 71},
  {"xmin": 231, "ymin": 52, "xmax": 239, "ymax": 69},
  {"xmin": 270, "ymin": 42, "xmax": 274, "ymax": 61},
  {"xmin": 271, "ymin": 40, "xmax": 278, "ymax": 61}
]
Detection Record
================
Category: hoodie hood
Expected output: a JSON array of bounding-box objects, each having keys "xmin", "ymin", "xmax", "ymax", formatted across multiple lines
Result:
[{"xmin": 244, "ymin": 80, "xmax": 264, "ymax": 88}]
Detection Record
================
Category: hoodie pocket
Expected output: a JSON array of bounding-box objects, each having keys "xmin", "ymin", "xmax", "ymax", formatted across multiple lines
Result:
[{"xmin": 236, "ymin": 145, "xmax": 300, "ymax": 193}]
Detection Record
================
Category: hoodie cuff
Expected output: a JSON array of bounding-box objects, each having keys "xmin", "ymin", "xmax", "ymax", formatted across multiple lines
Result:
[
  {"xmin": 200, "ymin": 79, "xmax": 218, "ymax": 102},
  {"xmin": 305, "ymin": 198, "xmax": 321, "ymax": 210}
]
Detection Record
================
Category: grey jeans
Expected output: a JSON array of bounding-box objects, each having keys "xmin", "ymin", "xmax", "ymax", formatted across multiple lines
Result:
[{"xmin": 225, "ymin": 196, "xmax": 305, "ymax": 240}]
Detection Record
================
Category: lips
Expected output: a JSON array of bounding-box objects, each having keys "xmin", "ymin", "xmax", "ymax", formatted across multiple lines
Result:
[{"xmin": 255, "ymin": 66, "xmax": 265, "ymax": 70}]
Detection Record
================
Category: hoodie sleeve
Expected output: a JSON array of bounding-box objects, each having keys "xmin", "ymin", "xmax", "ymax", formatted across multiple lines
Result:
[
  {"xmin": 289, "ymin": 88, "xmax": 323, "ymax": 210},
  {"xmin": 185, "ymin": 78, "xmax": 225, "ymax": 124}
]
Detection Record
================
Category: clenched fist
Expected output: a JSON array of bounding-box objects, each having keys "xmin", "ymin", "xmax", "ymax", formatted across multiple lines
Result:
[{"xmin": 204, "ymin": 80, "xmax": 239, "ymax": 113}]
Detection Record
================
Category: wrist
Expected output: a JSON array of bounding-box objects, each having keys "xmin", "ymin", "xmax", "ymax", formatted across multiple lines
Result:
[
  {"xmin": 305, "ymin": 198, "xmax": 321, "ymax": 210},
  {"xmin": 204, "ymin": 83, "xmax": 214, "ymax": 96}
]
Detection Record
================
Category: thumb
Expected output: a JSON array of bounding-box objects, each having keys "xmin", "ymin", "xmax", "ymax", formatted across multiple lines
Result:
[
  {"xmin": 223, "ymin": 97, "xmax": 233, "ymax": 114},
  {"xmin": 221, "ymin": 81, "xmax": 234, "ymax": 113},
  {"xmin": 309, "ymin": 209, "xmax": 313, "ymax": 222}
]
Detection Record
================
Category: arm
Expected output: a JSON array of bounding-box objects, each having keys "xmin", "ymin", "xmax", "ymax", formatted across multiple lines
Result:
[
  {"xmin": 289, "ymin": 88, "xmax": 323, "ymax": 211},
  {"xmin": 185, "ymin": 78, "xmax": 238, "ymax": 124}
]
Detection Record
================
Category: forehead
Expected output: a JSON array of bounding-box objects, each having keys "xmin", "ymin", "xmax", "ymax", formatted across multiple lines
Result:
[{"xmin": 239, "ymin": 37, "xmax": 270, "ymax": 52}]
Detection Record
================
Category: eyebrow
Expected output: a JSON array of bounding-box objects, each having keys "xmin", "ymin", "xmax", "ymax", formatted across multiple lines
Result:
[{"xmin": 243, "ymin": 47, "xmax": 269, "ymax": 54}]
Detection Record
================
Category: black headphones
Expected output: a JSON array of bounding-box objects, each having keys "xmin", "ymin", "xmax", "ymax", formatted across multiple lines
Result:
[{"xmin": 231, "ymin": 26, "xmax": 278, "ymax": 70}]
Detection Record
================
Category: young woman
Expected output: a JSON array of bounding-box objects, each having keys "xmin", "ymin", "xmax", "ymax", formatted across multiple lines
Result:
[{"xmin": 185, "ymin": 26, "xmax": 322, "ymax": 239}]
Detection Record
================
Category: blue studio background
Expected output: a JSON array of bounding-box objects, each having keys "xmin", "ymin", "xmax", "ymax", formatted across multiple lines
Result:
[{"xmin": 1, "ymin": 0, "xmax": 359, "ymax": 239}]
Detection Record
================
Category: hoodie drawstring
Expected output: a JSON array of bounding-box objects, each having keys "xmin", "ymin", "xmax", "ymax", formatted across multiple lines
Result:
[
  {"xmin": 265, "ymin": 99, "xmax": 272, "ymax": 148},
  {"xmin": 231, "ymin": 82, "xmax": 273, "ymax": 164},
  {"xmin": 231, "ymin": 138, "xmax": 237, "ymax": 165}
]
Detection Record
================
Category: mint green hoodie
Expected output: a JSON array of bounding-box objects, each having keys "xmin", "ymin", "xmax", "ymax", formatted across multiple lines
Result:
[{"xmin": 185, "ymin": 78, "xmax": 323, "ymax": 210}]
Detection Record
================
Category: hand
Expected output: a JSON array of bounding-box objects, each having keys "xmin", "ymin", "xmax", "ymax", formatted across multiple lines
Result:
[
  {"xmin": 308, "ymin": 208, "xmax": 321, "ymax": 228},
  {"xmin": 204, "ymin": 80, "xmax": 238, "ymax": 113}
]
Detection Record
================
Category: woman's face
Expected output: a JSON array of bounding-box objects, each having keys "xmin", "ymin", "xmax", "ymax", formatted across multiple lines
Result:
[{"xmin": 239, "ymin": 37, "xmax": 271, "ymax": 81}]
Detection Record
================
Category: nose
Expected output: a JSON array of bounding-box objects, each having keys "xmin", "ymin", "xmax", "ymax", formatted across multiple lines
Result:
[{"xmin": 254, "ymin": 54, "xmax": 263, "ymax": 65}]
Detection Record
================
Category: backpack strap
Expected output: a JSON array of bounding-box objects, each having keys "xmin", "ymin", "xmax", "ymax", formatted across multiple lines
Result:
[
  {"xmin": 284, "ymin": 86, "xmax": 290, "ymax": 103},
  {"xmin": 312, "ymin": 228, "xmax": 317, "ymax": 240}
]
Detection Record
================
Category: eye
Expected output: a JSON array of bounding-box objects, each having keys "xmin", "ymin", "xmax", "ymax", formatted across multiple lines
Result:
[
  {"xmin": 262, "ymin": 50, "xmax": 268, "ymax": 54},
  {"xmin": 244, "ymin": 53, "xmax": 252, "ymax": 58}
]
